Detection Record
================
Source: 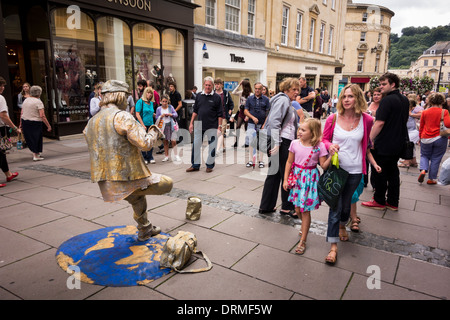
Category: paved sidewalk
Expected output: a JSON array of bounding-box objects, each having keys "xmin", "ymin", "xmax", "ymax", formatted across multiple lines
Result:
[{"xmin": 0, "ymin": 133, "xmax": 449, "ymax": 301}]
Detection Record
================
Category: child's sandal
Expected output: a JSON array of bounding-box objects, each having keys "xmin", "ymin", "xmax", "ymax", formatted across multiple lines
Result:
[{"xmin": 295, "ymin": 240, "xmax": 306, "ymax": 255}]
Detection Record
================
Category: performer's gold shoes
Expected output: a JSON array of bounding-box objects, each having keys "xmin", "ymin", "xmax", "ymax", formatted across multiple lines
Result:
[{"xmin": 137, "ymin": 224, "xmax": 161, "ymax": 241}]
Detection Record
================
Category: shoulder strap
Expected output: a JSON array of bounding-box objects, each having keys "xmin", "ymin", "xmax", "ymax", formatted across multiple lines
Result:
[{"xmin": 173, "ymin": 251, "xmax": 213, "ymax": 274}]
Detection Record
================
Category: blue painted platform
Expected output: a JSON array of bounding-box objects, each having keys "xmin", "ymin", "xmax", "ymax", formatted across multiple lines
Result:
[{"xmin": 56, "ymin": 225, "xmax": 172, "ymax": 287}]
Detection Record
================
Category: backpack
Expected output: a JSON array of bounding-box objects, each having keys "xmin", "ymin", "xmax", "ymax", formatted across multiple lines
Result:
[{"xmin": 159, "ymin": 231, "xmax": 212, "ymax": 273}]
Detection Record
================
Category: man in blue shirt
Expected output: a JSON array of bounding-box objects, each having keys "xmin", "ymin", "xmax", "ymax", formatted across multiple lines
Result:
[{"xmin": 244, "ymin": 82, "xmax": 270, "ymax": 168}]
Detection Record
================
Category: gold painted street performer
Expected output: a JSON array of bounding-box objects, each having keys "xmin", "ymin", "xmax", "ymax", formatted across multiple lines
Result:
[{"xmin": 84, "ymin": 80, "xmax": 173, "ymax": 241}]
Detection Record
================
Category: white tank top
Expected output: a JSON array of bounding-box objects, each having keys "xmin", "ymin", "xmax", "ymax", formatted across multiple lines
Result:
[{"xmin": 332, "ymin": 115, "xmax": 363, "ymax": 174}]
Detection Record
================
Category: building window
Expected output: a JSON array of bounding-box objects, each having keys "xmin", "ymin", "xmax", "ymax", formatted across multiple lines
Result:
[
  {"xmin": 323, "ymin": 0, "xmax": 327, "ymax": 5},
  {"xmin": 97, "ymin": 17, "xmax": 132, "ymax": 88},
  {"xmin": 375, "ymin": 54, "xmax": 380, "ymax": 73},
  {"xmin": 423, "ymin": 71, "xmax": 427, "ymax": 77},
  {"xmin": 281, "ymin": 6, "xmax": 289, "ymax": 46},
  {"xmin": 362, "ymin": 13, "xmax": 368, "ymax": 22},
  {"xmin": 360, "ymin": 31, "xmax": 366, "ymax": 42},
  {"xmin": 162, "ymin": 29, "xmax": 185, "ymax": 98},
  {"xmin": 295, "ymin": 12, "xmax": 303, "ymax": 48},
  {"xmin": 433, "ymin": 59, "xmax": 437, "ymax": 66},
  {"xmin": 424, "ymin": 60, "xmax": 428, "ymax": 66},
  {"xmin": 378, "ymin": 33, "xmax": 382, "ymax": 43},
  {"xmin": 51, "ymin": 8, "xmax": 96, "ymax": 123},
  {"xmin": 331, "ymin": 0, "xmax": 336, "ymax": 10},
  {"xmin": 248, "ymin": 0, "xmax": 255, "ymax": 36},
  {"xmin": 319, "ymin": 23, "xmax": 325, "ymax": 53},
  {"xmin": 225, "ymin": 0, "xmax": 240, "ymax": 33},
  {"xmin": 380, "ymin": 14, "xmax": 384, "ymax": 24},
  {"xmin": 448, "ymin": 72, "xmax": 450, "ymax": 81},
  {"xmin": 205, "ymin": 0, "xmax": 216, "ymax": 27},
  {"xmin": 132, "ymin": 23, "xmax": 160, "ymax": 90},
  {"xmin": 309, "ymin": 18, "xmax": 315, "ymax": 51},
  {"xmin": 357, "ymin": 52, "xmax": 365, "ymax": 72},
  {"xmin": 328, "ymin": 26, "xmax": 334, "ymax": 55}
]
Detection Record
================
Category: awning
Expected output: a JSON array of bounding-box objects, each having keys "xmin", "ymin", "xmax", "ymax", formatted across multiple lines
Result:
[{"xmin": 351, "ymin": 77, "xmax": 370, "ymax": 83}]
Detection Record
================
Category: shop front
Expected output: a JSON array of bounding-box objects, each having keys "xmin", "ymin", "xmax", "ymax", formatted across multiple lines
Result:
[
  {"xmin": 194, "ymin": 26, "xmax": 267, "ymax": 111},
  {"xmin": 0, "ymin": 0, "xmax": 198, "ymax": 138}
]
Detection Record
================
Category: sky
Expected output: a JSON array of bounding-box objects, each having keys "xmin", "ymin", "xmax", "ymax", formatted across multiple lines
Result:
[{"xmin": 354, "ymin": 0, "xmax": 450, "ymax": 35}]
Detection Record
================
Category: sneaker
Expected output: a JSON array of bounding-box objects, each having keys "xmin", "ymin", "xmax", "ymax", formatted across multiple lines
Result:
[
  {"xmin": 162, "ymin": 156, "xmax": 169, "ymax": 162},
  {"xmin": 144, "ymin": 160, "xmax": 149, "ymax": 165},
  {"xmin": 150, "ymin": 159, "xmax": 156, "ymax": 164},
  {"xmin": 6, "ymin": 172, "xmax": 19, "ymax": 182},
  {"xmin": 361, "ymin": 199, "xmax": 386, "ymax": 210},
  {"xmin": 0, "ymin": 183, "xmax": 6, "ymax": 188},
  {"xmin": 427, "ymin": 179, "xmax": 437, "ymax": 185},
  {"xmin": 418, "ymin": 170, "xmax": 426, "ymax": 183},
  {"xmin": 174, "ymin": 155, "xmax": 181, "ymax": 162},
  {"xmin": 33, "ymin": 156, "xmax": 44, "ymax": 161},
  {"xmin": 386, "ymin": 203, "xmax": 398, "ymax": 211}
]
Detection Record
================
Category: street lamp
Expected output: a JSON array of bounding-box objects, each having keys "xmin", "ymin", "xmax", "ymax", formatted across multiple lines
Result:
[{"xmin": 436, "ymin": 51, "xmax": 446, "ymax": 91}]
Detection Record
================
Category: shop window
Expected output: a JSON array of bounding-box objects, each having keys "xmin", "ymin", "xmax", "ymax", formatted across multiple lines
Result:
[
  {"xmin": 162, "ymin": 28, "xmax": 185, "ymax": 99},
  {"xmin": 132, "ymin": 23, "xmax": 161, "ymax": 97},
  {"xmin": 51, "ymin": 8, "xmax": 95, "ymax": 123},
  {"xmin": 97, "ymin": 17, "xmax": 132, "ymax": 88}
]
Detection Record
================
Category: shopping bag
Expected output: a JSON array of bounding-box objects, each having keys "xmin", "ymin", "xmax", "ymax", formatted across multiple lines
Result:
[{"xmin": 318, "ymin": 152, "xmax": 349, "ymax": 210}]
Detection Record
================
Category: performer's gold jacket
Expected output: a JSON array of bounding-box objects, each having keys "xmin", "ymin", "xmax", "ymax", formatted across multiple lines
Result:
[{"xmin": 83, "ymin": 105, "xmax": 162, "ymax": 183}]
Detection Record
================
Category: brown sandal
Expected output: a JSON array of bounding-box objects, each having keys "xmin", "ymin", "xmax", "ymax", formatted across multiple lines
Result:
[
  {"xmin": 295, "ymin": 240, "xmax": 306, "ymax": 255},
  {"xmin": 339, "ymin": 227, "xmax": 349, "ymax": 241},
  {"xmin": 325, "ymin": 249, "xmax": 338, "ymax": 265},
  {"xmin": 350, "ymin": 220, "xmax": 360, "ymax": 232}
]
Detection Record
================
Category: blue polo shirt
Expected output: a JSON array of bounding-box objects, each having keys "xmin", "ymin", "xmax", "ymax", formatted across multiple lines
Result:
[{"xmin": 245, "ymin": 94, "xmax": 270, "ymax": 124}]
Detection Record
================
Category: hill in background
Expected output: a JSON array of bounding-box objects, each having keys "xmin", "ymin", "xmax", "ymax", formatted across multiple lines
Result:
[{"xmin": 389, "ymin": 24, "xmax": 450, "ymax": 69}]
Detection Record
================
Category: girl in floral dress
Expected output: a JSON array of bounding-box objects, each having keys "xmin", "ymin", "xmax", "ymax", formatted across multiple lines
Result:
[{"xmin": 283, "ymin": 118, "xmax": 333, "ymax": 255}]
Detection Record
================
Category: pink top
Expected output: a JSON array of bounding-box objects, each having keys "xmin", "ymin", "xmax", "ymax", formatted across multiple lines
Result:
[
  {"xmin": 322, "ymin": 112, "xmax": 373, "ymax": 174},
  {"xmin": 289, "ymin": 140, "xmax": 328, "ymax": 167}
]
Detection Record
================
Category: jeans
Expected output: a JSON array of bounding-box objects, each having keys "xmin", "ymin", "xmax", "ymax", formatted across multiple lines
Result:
[
  {"xmin": 191, "ymin": 129, "xmax": 217, "ymax": 169},
  {"xmin": 420, "ymin": 137, "xmax": 448, "ymax": 180},
  {"xmin": 326, "ymin": 173, "xmax": 362, "ymax": 243},
  {"xmin": 141, "ymin": 125, "xmax": 154, "ymax": 162}
]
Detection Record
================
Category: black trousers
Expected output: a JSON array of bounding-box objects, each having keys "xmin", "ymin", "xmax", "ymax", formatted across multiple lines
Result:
[
  {"xmin": 371, "ymin": 149, "xmax": 400, "ymax": 207},
  {"xmin": 259, "ymin": 137, "xmax": 294, "ymax": 212},
  {"xmin": 0, "ymin": 127, "xmax": 10, "ymax": 173}
]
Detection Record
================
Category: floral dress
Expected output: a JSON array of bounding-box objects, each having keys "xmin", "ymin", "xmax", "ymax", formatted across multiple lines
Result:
[{"xmin": 287, "ymin": 140, "xmax": 328, "ymax": 212}]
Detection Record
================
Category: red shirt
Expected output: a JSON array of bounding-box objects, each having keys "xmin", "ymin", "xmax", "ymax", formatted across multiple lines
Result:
[{"xmin": 419, "ymin": 107, "xmax": 450, "ymax": 139}]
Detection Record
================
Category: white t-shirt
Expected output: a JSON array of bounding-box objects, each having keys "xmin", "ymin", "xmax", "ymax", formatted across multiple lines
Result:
[
  {"xmin": 0, "ymin": 95, "xmax": 9, "ymax": 127},
  {"xmin": 332, "ymin": 115, "xmax": 363, "ymax": 174},
  {"xmin": 160, "ymin": 107, "xmax": 171, "ymax": 124}
]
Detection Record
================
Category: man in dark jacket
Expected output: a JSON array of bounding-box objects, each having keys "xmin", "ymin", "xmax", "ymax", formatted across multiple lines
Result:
[
  {"xmin": 186, "ymin": 76, "xmax": 223, "ymax": 173},
  {"xmin": 362, "ymin": 73, "xmax": 409, "ymax": 211}
]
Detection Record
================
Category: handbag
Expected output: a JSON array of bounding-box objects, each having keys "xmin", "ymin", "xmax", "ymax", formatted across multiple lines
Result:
[
  {"xmin": 440, "ymin": 109, "xmax": 450, "ymax": 137},
  {"xmin": 318, "ymin": 153, "xmax": 349, "ymax": 210},
  {"xmin": 287, "ymin": 146, "xmax": 317, "ymax": 189},
  {"xmin": 159, "ymin": 231, "xmax": 212, "ymax": 274},
  {"xmin": 0, "ymin": 127, "xmax": 13, "ymax": 152}
]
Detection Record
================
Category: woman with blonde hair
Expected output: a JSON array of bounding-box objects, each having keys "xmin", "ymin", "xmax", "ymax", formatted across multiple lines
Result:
[
  {"xmin": 321, "ymin": 84, "xmax": 375, "ymax": 265},
  {"xmin": 258, "ymin": 77, "xmax": 300, "ymax": 216},
  {"xmin": 135, "ymin": 86, "xmax": 156, "ymax": 164}
]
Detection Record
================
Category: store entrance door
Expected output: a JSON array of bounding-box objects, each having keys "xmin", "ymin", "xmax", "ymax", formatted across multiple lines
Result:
[{"xmin": 25, "ymin": 41, "xmax": 56, "ymax": 138}]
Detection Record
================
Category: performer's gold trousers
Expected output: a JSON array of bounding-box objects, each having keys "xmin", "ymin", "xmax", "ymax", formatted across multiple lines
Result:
[{"xmin": 124, "ymin": 175, "xmax": 173, "ymax": 228}]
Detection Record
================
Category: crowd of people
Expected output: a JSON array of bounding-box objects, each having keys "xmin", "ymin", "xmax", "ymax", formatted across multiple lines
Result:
[{"xmin": 1, "ymin": 72, "xmax": 450, "ymax": 266}]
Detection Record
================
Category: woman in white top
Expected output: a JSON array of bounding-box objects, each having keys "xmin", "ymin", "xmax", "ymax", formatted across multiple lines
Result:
[
  {"xmin": 322, "ymin": 84, "xmax": 376, "ymax": 265},
  {"xmin": 20, "ymin": 85, "xmax": 51, "ymax": 161},
  {"xmin": 0, "ymin": 76, "xmax": 22, "ymax": 187}
]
